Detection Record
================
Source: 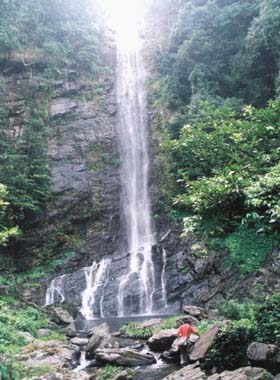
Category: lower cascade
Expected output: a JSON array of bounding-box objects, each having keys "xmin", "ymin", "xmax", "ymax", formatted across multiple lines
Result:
[{"xmin": 80, "ymin": 259, "xmax": 111, "ymax": 319}]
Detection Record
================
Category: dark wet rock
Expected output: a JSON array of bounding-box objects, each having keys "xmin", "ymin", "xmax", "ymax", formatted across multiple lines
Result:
[
  {"xmin": 190, "ymin": 324, "xmax": 224, "ymax": 362},
  {"xmin": 247, "ymin": 342, "xmax": 280, "ymax": 372},
  {"xmin": 147, "ymin": 329, "xmax": 178, "ymax": 352},
  {"xmin": 208, "ymin": 367, "xmax": 274, "ymax": 380},
  {"xmin": 50, "ymin": 307, "xmax": 74, "ymax": 325},
  {"xmin": 95, "ymin": 348, "xmax": 156, "ymax": 366}
]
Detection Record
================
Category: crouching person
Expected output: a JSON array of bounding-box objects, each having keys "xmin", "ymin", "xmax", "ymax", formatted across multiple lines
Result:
[{"xmin": 175, "ymin": 323, "xmax": 200, "ymax": 365}]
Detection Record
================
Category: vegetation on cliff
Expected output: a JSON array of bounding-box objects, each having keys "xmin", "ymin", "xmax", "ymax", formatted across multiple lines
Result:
[
  {"xmin": 0, "ymin": 0, "xmax": 105, "ymax": 251},
  {"xmin": 150, "ymin": 0, "xmax": 280, "ymax": 273}
]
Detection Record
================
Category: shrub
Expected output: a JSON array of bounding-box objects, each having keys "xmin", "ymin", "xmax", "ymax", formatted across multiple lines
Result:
[
  {"xmin": 97, "ymin": 365, "xmax": 121, "ymax": 380},
  {"xmin": 225, "ymin": 226, "xmax": 276, "ymax": 273},
  {"xmin": 255, "ymin": 292, "xmax": 280, "ymax": 346},
  {"xmin": 218, "ymin": 299, "xmax": 257, "ymax": 320},
  {"xmin": 202, "ymin": 319, "xmax": 257, "ymax": 372}
]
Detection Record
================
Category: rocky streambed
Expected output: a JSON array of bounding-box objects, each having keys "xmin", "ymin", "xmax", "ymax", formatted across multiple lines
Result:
[{"xmin": 18, "ymin": 305, "xmax": 280, "ymax": 380}]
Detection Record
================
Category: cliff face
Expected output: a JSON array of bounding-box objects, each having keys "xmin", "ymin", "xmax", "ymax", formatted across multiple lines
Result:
[{"xmin": 1, "ymin": 21, "xmax": 280, "ymax": 316}]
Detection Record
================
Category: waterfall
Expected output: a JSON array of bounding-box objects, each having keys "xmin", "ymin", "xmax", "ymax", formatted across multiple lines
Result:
[
  {"xmin": 80, "ymin": 259, "xmax": 111, "ymax": 319},
  {"xmin": 161, "ymin": 249, "xmax": 168, "ymax": 308},
  {"xmin": 115, "ymin": 10, "xmax": 157, "ymax": 316},
  {"xmin": 45, "ymin": 275, "xmax": 66, "ymax": 306}
]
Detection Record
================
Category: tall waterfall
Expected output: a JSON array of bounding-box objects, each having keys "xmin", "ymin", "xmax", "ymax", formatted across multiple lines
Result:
[
  {"xmin": 44, "ymin": 4, "xmax": 168, "ymax": 318},
  {"xmin": 116, "ymin": 12, "xmax": 156, "ymax": 316}
]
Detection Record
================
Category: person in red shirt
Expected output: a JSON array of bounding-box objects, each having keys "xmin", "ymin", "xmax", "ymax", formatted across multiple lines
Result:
[
  {"xmin": 177, "ymin": 323, "xmax": 200, "ymax": 365},
  {"xmin": 178, "ymin": 323, "xmax": 198, "ymax": 338}
]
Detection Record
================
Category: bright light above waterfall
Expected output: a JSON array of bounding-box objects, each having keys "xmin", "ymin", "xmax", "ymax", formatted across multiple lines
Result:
[{"xmin": 104, "ymin": 0, "xmax": 145, "ymax": 50}]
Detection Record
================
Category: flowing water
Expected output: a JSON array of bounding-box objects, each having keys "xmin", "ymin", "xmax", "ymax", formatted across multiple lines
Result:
[
  {"xmin": 45, "ymin": 6, "xmax": 168, "ymax": 318},
  {"xmin": 80, "ymin": 259, "xmax": 111, "ymax": 319},
  {"xmin": 115, "ymin": 5, "xmax": 157, "ymax": 317},
  {"xmin": 45, "ymin": 275, "xmax": 66, "ymax": 306}
]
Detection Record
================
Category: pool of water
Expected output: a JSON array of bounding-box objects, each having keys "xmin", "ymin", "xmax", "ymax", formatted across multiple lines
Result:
[{"xmin": 75, "ymin": 314, "xmax": 174, "ymax": 333}]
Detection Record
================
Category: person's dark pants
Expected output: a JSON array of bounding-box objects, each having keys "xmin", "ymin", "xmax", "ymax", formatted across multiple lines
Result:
[{"xmin": 179, "ymin": 341, "xmax": 191, "ymax": 365}]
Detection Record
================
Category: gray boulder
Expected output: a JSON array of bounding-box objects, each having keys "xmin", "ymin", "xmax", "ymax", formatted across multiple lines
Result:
[
  {"xmin": 95, "ymin": 348, "xmax": 156, "ymax": 366},
  {"xmin": 70, "ymin": 337, "xmax": 89, "ymax": 347},
  {"xmin": 138, "ymin": 319, "xmax": 164, "ymax": 329},
  {"xmin": 147, "ymin": 329, "xmax": 178, "ymax": 352},
  {"xmin": 247, "ymin": 342, "xmax": 280, "ymax": 372},
  {"xmin": 183, "ymin": 305, "xmax": 208, "ymax": 319},
  {"xmin": 208, "ymin": 366, "xmax": 273, "ymax": 380},
  {"xmin": 51, "ymin": 307, "xmax": 74, "ymax": 325},
  {"xmin": 38, "ymin": 328, "xmax": 52, "ymax": 337},
  {"xmin": 86, "ymin": 323, "xmax": 110, "ymax": 359},
  {"xmin": 247, "ymin": 342, "xmax": 278, "ymax": 362},
  {"xmin": 162, "ymin": 363, "xmax": 207, "ymax": 380},
  {"xmin": 18, "ymin": 331, "xmax": 35, "ymax": 343},
  {"xmin": 190, "ymin": 324, "xmax": 224, "ymax": 362},
  {"xmin": 65, "ymin": 322, "xmax": 77, "ymax": 338}
]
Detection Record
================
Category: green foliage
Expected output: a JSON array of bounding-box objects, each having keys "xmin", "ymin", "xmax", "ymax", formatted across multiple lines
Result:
[
  {"xmin": 0, "ymin": 184, "xmax": 19, "ymax": 246},
  {"xmin": 98, "ymin": 365, "xmax": 121, "ymax": 380},
  {"xmin": 225, "ymin": 226, "xmax": 276, "ymax": 273},
  {"xmin": 159, "ymin": 99, "xmax": 280, "ymax": 272},
  {"xmin": 121, "ymin": 315, "xmax": 188, "ymax": 339},
  {"xmin": 219, "ymin": 299, "xmax": 257, "ymax": 321},
  {"xmin": 120, "ymin": 323, "xmax": 155, "ymax": 339},
  {"xmin": 203, "ymin": 319, "xmax": 257, "ymax": 372},
  {"xmin": 153, "ymin": 0, "xmax": 278, "ymax": 108},
  {"xmin": 207, "ymin": 293, "xmax": 280, "ymax": 371},
  {"xmin": 0, "ymin": 296, "xmax": 50, "ymax": 355},
  {"xmin": 255, "ymin": 292, "xmax": 280, "ymax": 346},
  {"xmin": 0, "ymin": 0, "xmax": 104, "ymax": 78}
]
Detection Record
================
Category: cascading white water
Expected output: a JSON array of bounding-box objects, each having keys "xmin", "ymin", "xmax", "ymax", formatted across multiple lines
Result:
[
  {"xmin": 80, "ymin": 259, "xmax": 111, "ymax": 319},
  {"xmin": 115, "ymin": 4, "xmax": 157, "ymax": 316},
  {"xmin": 45, "ymin": 275, "xmax": 65, "ymax": 306},
  {"xmin": 161, "ymin": 249, "xmax": 168, "ymax": 309}
]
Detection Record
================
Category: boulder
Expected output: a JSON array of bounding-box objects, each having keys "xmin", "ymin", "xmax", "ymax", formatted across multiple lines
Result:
[
  {"xmin": 86, "ymin": 323, "xmax": 110, "ymax": 359},
  {"xmin": 208, "ymin": 366, "xmax": 274, "ymax": 380},
  {"xmin": 112, "ymin": 370, "xmax": 131, "ymax": 380},
  {"xmin": 95, "ymin": 348, "xmax": 156, "ymax": 367},
  {"xmin": 50, "ymin": 307, "xmax": 74, "ymax": 325},
  {"xmin": 162, "ymin": 363, "xmax": 207, "ymax": 380},
  {"xmin": 247, "ymin": 342, "xmax": 280, "ymax": 372},
  {"xmin": 176, "ymin": 315, "xmax": 200, "ymax": 327},
  {"xmin": 18, "ymin": 331, "xmax": 35, "ymax": 343},
  {"xmin": 247, "ymin": 342, "xmax": 278, "ymax": 362},
  {"xmin": 87, "ymin": 322, "xmax": 110, "ymax": 337},
  {"xmin": 138, "ymin": 319, "xmax": 164, "ymax": 329},
  {"xmin": 189, "ymin": 324, "xmax": 223, "ymax": 362},
  {"xmin": 38, "ymin": 328, "xmax": 52, "ymax": 337},
  {"xmin": 147, "ymin": 329, "xmax": 178, "ymax": 352},
  {"xmin": 183, "ymin": 305, "xmax": 208, "ymax": 319},
  {"xmin": 65, "ymin": 322, "xmax": 77, "ymax": 338},
  {"xmin": 70, "ymin": 337, "xmax": 89, "ymax": 346}
]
